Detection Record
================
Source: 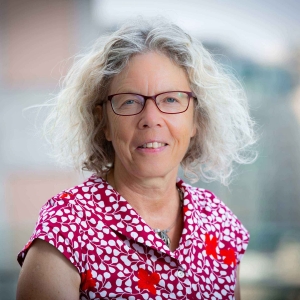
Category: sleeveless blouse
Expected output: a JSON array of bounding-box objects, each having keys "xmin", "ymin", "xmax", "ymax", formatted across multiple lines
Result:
[{"xmin": 18, "ymin": 175, "xmax": 249, "ymax": 299}]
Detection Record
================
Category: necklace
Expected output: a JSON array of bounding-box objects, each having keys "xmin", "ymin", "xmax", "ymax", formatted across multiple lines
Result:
[{"xmin": 153, "ymin": 189, "xmax": 183, "ymax": 248}]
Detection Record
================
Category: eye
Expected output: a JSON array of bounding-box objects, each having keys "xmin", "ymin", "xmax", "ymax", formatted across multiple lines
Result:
[
  {"xmin": 164, "ymin": 97, "xmax": 178, "ymax": 103},
  {"xmin": 119, "ymin": 96, "xmax": 142, "ymax": 106},
  {"xmin": 123, "ymin": 99, "xmax": 135, "ymax": 105}
]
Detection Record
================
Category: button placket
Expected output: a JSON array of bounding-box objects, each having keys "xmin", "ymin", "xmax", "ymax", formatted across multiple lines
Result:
[{"xmin": 177, "ymin": 270, "xmax": 185, "ymax": 278}]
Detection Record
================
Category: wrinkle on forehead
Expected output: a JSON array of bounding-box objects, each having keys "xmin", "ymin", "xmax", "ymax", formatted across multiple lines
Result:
[{"xmin": 108, "ymin": 52, "xmax": 190, "ymax": 96}]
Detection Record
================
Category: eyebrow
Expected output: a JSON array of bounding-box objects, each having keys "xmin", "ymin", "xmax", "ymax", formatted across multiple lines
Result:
[
  {"xmin": 110, "ymin": 89, "xmax": 181, "ymax": 96},
  {"xmin": 111, "ymin": 89, "xmax": 139, "ymax": 95}
]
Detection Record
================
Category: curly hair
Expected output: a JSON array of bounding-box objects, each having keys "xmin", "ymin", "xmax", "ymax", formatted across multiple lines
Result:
[{"xmin": 43, "ymin": 17, "xmax": 257, "ymax": 185}]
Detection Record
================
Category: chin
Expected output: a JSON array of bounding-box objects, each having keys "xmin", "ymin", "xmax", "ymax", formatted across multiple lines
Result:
[{"xmin": 133, "ymin": 165, "xmax": 178, "ymax": 180}]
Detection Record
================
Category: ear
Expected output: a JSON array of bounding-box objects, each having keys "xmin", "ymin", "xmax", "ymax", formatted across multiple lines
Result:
[
  {"xmin": 190, "ymin": 120, "xmax": 197, "ymax": 138},
  {"xmin": 104, "ymin": 126, "xmax": 112, "ymax": 141},
  {"xmin": 95, "ymin": 105, "xmax": 112, "ymax": 141}
]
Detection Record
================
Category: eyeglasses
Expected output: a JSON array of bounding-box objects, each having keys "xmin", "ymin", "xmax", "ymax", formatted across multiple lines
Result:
[{"xmin": 106, "ymin": 91, "xmax": 196, "ymax": 116}]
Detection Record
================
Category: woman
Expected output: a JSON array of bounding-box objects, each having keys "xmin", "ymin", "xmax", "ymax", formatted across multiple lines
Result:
[{"xmin": 17, "ymin": 18, "xmax": 256, "ymax": 299}]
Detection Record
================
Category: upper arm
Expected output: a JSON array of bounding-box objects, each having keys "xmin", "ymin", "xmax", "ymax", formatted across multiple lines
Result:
[
  {"xmin": 16, "ymin": 239, "xmax": 81, "ymax": 300},
  {"xmin": 234, "ymin": 265, "xmax": 241, "ymax": 300}
]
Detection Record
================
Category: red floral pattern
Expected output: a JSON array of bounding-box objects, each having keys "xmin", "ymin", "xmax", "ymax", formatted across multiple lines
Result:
[
  {"xmin": 183, "ymin": 206, "xmax": 189, "ymax": 214},
  {"xmin": 205, "ymin": 233, "xmax": 218, "ymax": 259},
  {"xmin": 23, "ymin": 241, "xmax": 32, "ymax": 251},
  {"xmin": 137, "ymin": 268, "xmax": 160, "ymax": 295},
  {"xmin": 18, "ymin": 176, "xmax": 249, "ymax": 299},
  {"xmin": 221, "ymin": 248, "xmax": 237, "ymax": 266},
  {"xmin": 59, "ymin": 192, "xmax": 72, "ymax": 199},
  {"xmin": 205, "ymin": 233, "xmax": 237, "ymax": 266},
  {"xmin": 80, "ymin": 269, "xmax": 96, "ymax": 291}
]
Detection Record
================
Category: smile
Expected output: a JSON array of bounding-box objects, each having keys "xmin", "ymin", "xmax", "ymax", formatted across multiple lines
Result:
[{"xmin": 140, "ymin": 142, "xmax": 167, "ymax": 149}]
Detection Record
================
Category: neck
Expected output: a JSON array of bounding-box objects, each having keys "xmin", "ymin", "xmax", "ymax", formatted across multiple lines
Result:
[{"xmin": 106, "ymin": 167, "xmax": 181, "ymax": 229}]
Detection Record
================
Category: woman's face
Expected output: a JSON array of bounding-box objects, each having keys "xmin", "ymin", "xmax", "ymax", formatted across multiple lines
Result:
[{"xmin": 104, "ymin": 51, "xmax": 196, "ymax": 181}]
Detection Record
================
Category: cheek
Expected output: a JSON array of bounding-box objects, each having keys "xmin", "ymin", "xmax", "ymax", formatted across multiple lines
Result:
[
  {"xmin": 172, "ymin": 118, "xmax": 195, "ymax": 143},
  {"xmin": 104, "ymin": 117, "xmax": 131, "ymax": 148}
]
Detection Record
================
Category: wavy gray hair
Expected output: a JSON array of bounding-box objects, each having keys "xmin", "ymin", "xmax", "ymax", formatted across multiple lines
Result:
[{"xmin": 44, "ymin": 17, "xmax": 257, "ymax": 185}]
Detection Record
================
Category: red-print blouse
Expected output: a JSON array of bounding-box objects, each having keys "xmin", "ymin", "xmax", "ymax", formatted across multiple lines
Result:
[{"xmin": 18, "ymin": 175, "xmax": 249, "ymax": 300}]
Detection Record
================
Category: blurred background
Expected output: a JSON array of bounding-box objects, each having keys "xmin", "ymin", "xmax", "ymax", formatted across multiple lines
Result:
[{"xmin": 1, "ymin": 0, "xmax": 300, "ymax": 299}]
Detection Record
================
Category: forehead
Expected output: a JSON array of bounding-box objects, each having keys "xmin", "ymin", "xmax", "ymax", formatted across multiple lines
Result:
[{"xmin": 109, "ymin": 52, "xmax": 190, "ymax": 94}]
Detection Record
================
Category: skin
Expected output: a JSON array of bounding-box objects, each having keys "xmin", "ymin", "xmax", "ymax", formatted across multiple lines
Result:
[
  {"xmin": 104, "ymin": 52, "xmax": 196, "ymax": 240},
  {"xmin": 105, "ymin": 52, "xmax": 241, "ymax": 296},
  {"xmin": 16, "ymin": 51, "xmax": 241, "ymax": 298},
  {"xmin": 235, "ymin": 265, "xmax": 241, "ymax": 300},
  {"xmin": 16, "ymin": 239, "xmax": 80, "ymax": 300}
]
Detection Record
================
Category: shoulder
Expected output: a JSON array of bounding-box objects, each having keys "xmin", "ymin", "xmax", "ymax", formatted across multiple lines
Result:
[
  {"xmin": 177, "ymin": 178, "xmax": 250, "ymax": 264},
  {"xmin": 18, "ymin": 175, "xmax": 108, "ymax": 268},
  {"xmin": 52, "ymin": 173, "xmax": 106, "ymax": 201},
  {"xmin": 178, "ymin": 178, "xmax": 246, "ymax": 227},
  {"xmin": 177, "ymin": 178, "xmax": 226, "ymax": 214},
  {"xmin": 38, "ymin": 174, "xmax": 107, "ymax": 217},
  {"xmin": 39, "ymin": 174, "xmax": 109, "ymax": 229}
]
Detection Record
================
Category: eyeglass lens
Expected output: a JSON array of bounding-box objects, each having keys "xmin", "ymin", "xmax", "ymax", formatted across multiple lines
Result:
[{"xmin": 110, "ymin": 92, "xmax": 190, "ymax": 115}]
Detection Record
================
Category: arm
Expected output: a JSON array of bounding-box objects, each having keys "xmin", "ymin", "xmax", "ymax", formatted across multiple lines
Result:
[
  {"xmin": 234, "ymin": 264, "xmax": 241, "ymax": 300},
  {"xmin": 16, "ymin": 239, "xmax": 81, "ymax": 300}
]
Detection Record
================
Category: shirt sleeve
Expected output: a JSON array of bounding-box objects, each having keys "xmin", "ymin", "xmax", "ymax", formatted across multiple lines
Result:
[
  {"xmin": 17, "ymin": 193, "xmax": 82, "ymax": 273},
  {"xmin": 223, "ymin": 204, "xmax": 250, "ymax": 265}
]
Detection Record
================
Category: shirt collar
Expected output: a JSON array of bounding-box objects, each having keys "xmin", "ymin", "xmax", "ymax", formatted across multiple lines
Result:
[{"xmin": 90, "ymin": 176, "xmax": 205, "ymax": 257}]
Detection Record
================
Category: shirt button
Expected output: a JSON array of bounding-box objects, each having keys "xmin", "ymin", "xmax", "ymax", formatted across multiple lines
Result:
[{"xmin": 177, "ymin": 270, "xmax": 185, "ymax": 278}]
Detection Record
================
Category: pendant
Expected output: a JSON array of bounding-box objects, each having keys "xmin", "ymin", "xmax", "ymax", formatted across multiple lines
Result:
[{"xmin": 157, "ymin": 230, "xmax": 171, "ymax": 248}]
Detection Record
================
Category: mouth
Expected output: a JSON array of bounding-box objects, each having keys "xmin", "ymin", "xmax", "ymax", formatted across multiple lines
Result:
[{"xmin": 138, "ymin": 142, "xmax": 168, "ymax": 149}]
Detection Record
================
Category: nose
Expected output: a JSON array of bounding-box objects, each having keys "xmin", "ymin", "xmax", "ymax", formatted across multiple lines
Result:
[{"xmin": 138, "ymin": 97, "xmax": 163, "ymax": 129}]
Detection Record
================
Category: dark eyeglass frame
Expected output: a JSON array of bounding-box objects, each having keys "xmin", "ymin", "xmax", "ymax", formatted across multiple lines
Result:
[{"xmin": 106, "ymin": 91, "xmax": 197, "ymax": 116}]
